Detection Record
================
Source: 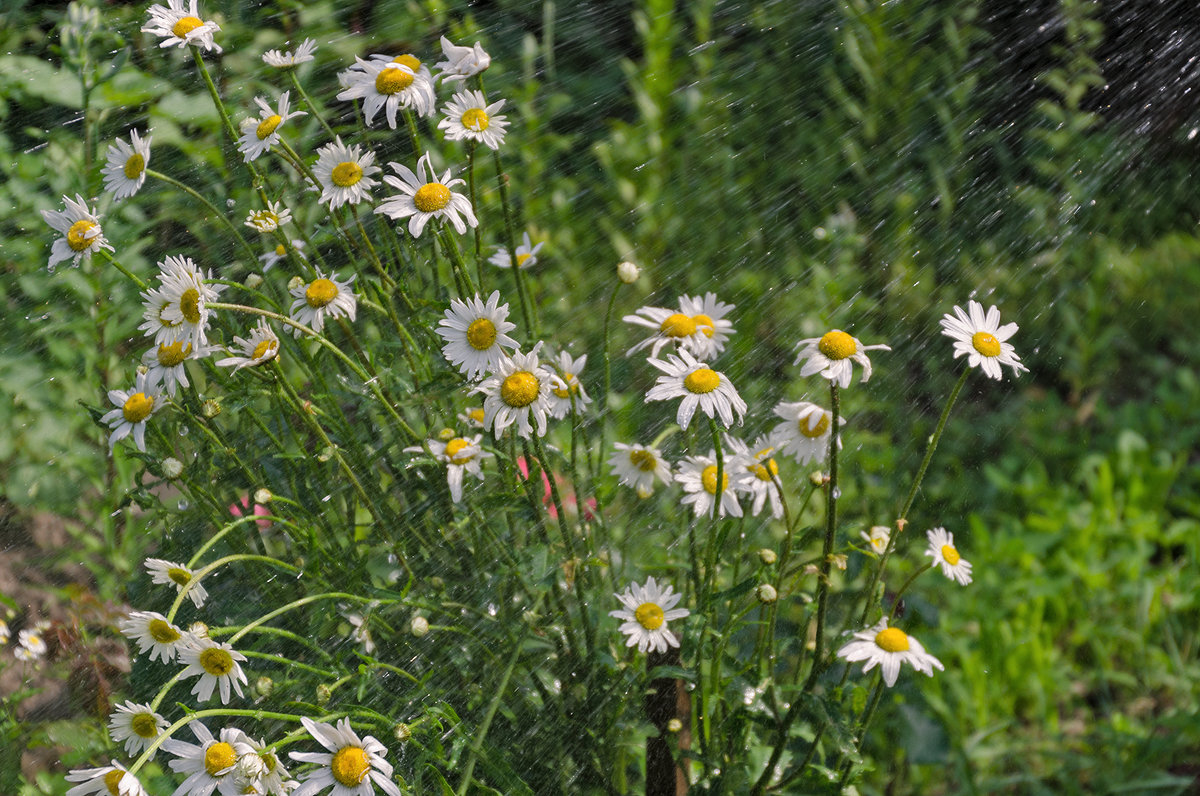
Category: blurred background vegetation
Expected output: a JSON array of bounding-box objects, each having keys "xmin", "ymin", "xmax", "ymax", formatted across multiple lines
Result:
[{"xmin": 1, "ymin": 0, "xmax": 1197, "ymax": 792}]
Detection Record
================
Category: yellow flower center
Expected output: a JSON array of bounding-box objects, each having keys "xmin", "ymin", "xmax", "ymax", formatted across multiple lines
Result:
[
  {"xmin": 693, "ymin": 313, "xmax": 715, "ymax": 338},
  {"xmin": 199, "ymin": 646, "xmax": 234, "ymax": 677},
  {"xmin": 130, "ymin": 712, "xmax": 159, "ymax": 738},
  {"xmin": 749, "ymin": 457, "xmax": 778, "ymax": 482},
  {"xmin": 274, "ymin": 243, "xmax": 287, "ymax": 256},
  {"xmin": 103, "ymin": 769, "xmax": 125, "ymax": 795},
  {"xmin": 375, "ymin": 66, "xmax": 415, "ymax": 94},
  {"xmin": 971, "ymin": 331, "xmax": 1001, "ymax": 357},
  {"xmin": 122, "ymin": 393, "xmax": 154, "ymax": 423},
  {"xmin": 331, "ymin": 746, "xmax": 371, "ymax": 787},
  {"xmin": 701, "ymin": 464, "xmax": 728, "ymax": 495},
  {"xmin": 251, "ymin": 339, "xmax": 278, "ymax": 360},
  {"xmin": 67, "ymin": 219, "xmax": 97, "ymax": 251},
  {"xmin": 124, "ymin": 153, "xmax": 145, "ymax": 180},
  {"xmin": 204, "ymin": 741, "xmax": 237, "ymax": 776},
  {"xmin": 306, "ymin": 278, "xmax": 338, "ymax": 308},
  {"xmin": 157, "ymin": 302, "xmax": 177, "ymax": 328},
  {"xmin": 683, "ymin": 367, "xmax": 719, "ymax": 394},
  {"xmin": 468, "ymin": 408, "xmax": 485, "ymax": 423},
  {"xmin": 148, "ymin": 618, "xmax": 180, "ymax": 644},
  {"xmin": 634, "ymin": 602, "xmax": 665, "ymax": 630},
  {"xmin": 551, "ymin": 374, "xmax": 578, "ymax": 399},
  {"xmin": 817, "ymin": 330, "xmax": 857, "ymax": 360},
  {"xmin": 941, "ymin": 544, "xmax": 960, "ymax": 565},
  {"xmin": 171, "ymin": 16, "xmax": 204, "ymax": 38},
  {"xmin": 799, "ymin": 413, "xmax": 830, "ymax": 438},
  {"xmin": 629, "ymin": 449, "xmax": 657, "ymax": 472},
  {"xmin": 466, "ymin": 317, "xmax": 497, "ymax": 350},
  {"xmin": 500, "ymin": 371, "xmax": 539, "ymax": 408},
  {"xmin": 261, "ymin": 752, "xmax": 278, "ymax": 773},
  {"xmin": 156, "ymin": 341, "xmax": 191, "ymax": 368},
  {"xmin": 444, "ymin": 438, "xmax": 474, "ymax": 464},
  {"xmin": 660, "ymin": 313, "xmax": 696, "ymax": 338},
  {"xmin": 167, "ymin": 567, "xmax": 191, "ymax": 586},
  {"xmin": 179, "ymin": 288, "xmax": 202, "ymax": 324},
  {"xmin": 392, "ymin": 54, "xmax": 422, "ymax": 71},
  {"xmin": 461, "ymin": 108, "xmax": 490, "ymax": 131},
  {"xmin": 331, "ymin": 161, "xmax": 363, "ymax": 187},
  {"xmin": 413, "ymin": 182, "xmax": 451, "ymax": 213},
  {"xmin": 256, "ymin": 114, "xmax": 283, "ymax": 140},
  {"xmin": 515, "ymin": 252, "xmax": 532, "ymax": 267},
  {"xmin": 874, "ymin": 627, "xmax": 910, "ymax": 653}
]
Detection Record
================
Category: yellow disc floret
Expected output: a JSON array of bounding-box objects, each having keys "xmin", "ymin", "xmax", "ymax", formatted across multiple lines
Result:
[
  {"xmin": 256, "ymin": 114, "xmax": 283, "ymax": 140},
  {"xmin": 683, "ymin": 367, "xmax": 720, "ymax": 394},
  {"xmin": 629, "ymin": 450, "xmax": 657, "ymax": 472},
  {"xmin": 749, "ymin": 456, "xmax": 779, "ymax": 482},
  {"xmin": 156, "ymin": 341, "xmax": 191, "ymax": 367},
  {"xmin": 172, "ymin": 16, "xmax": 204, "ymax": 39},
  {"xmin": 392, "ymin": 54, "xmax": 422, "ymax": 71},
  {"xmin": 275, "ymin": 243, "xmax": 287, "ymax": 256},
  {"xmin": 799, "ymin": 413, "xmax": 830, "ymax": 438},
  {"xmin": 817, "ymin": 330, "xmax": 857, "ymax": 360},
  {"xmin": 500, "ymin": 371, "xmax": 540, "ymax": 408},
  {"xmin": 461, "ymin": 108, "xmax": 490, "ymax": 131},
  {"xmin": 67, "ymin": 219, "xmax": 97, "ymax": 251},
  {"xmin": 693, "ymin": 313, "xmax": 716, "ymax": 338},
  {"xmin": 167, "ymin": 567, "xmax": 191, "ymax": 586},
  {"xmin": 874, "ymin": 627, "xmax": 910, "ymax": 653},
  {"xmin": 124, "ymin": 153, "xmax": 146, "ymax": 180},
  {"xmin": 466, "ymin": 317, "xmax": 497, "ymax": 350},
  {"xmin": 413, "ymin": 183, "xmax": 452, "ymax": 213},
  {"xmin": 179, "ymin": 288, "xmax": 202, "ymax": 324},
  {"xmin": 251, "ymin": 338, "xmax": 278, "ymax": 361},
  {"xmin": 971, "ymin": 331, "xmax": 1001, "ymax": 357},
  {"xmin": 660, "ymin": 313, "xmax": 696, "ymax": 338},
  {"xmin": 130, "ymin": 712, "xmax": 159, "ymax": 738},
  {"xmin": 122, "ymin": 393, "xmax": 154, "ymax": 423},
  {"xmin": 103, "ymin": 769, "xmax": 125, "ymax": 796},
  {"xmin": 331, "ymin": 162, "xmax": 363, "ymax": 188},
  {"xmin": 204, "ymin": 741, "xmax": 237, "ymax": 776},
  {"xmin": 199, "ymin": 647, "xmax": 234, "ymax": 677},
  {"xmin": 941, "ymin": 545, "xmax": 960, "ymax": 565},
  {"xmin": 634, "ymin": 602, "xmax": 665, "ymax": 630},
  {"xmin": 701, "ymin": 464, "xmax": 728, "ymax": 495},
  {"xmin": 331, "ymin": 746, "xmax": 371, "ymax": 787},
  {"xmin": 444, "ymin": 438, "xmax": 474, "ymax": 464},
  {"xmin": 375, "ymin": 66, "xmax": 415, "ymax": 95},
  {"xmin": 148, "ymin": 618, "xmax": 181, "ymax": 644},
  {"xmin": 306, "ymin": 278, "xmax": 338, "ymax": 308},
  {"xmin": 551, "ymin": 375, "xmax": 578, "ymax": 399}
]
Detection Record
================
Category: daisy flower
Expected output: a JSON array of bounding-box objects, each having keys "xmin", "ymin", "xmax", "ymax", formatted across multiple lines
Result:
[
  {"xmin": 436, "ymin": 290, "xmax": 519, "ymax": 380},
  {"xmin": 289, "ymin": 271, "xmax": 356, "ymax": 336},
  {"xmin": 337, "ymin": 56, "xmax": 435, "ymax": 127},
  {"xmin": 41, "ymin": 194, "xmax": 113, "ymax": 270},
  {"xmin": 623, "ymin": 304, "xmax": 713, "ymax": 359},
  {"xmin": 608, "ymin": 442, "xmax": 672, "ymax": 498},
  {"xmin": 141, "ymin": 0, "xmax": 221, "ymax": 52},
  {"xmin": 645, "ymin": 349, "xmax": 746, "ymax": 431},
  {"xmin": 924, "ymin": 526, "xmax": 973, "ymax": 585},
  {"xmin": 144, "ymin": 558, "xmax": 209, "ymax": 608},
  {"xmin": 679, "ymin": 293, "xmax": 736, "ymax": 359},
  {"xmin": 547, "ymin": 350, "xmax": 591, "ymax": 419},
  {"xmin": 217, "ymin": 320, "xmax": 280, "ymax": 371},
  {"xmin": 108, "ymin": 701, "xmax": 170, "ymax": 758},
  {"xmin": 118, "ymin": 610, "xmax": 190, "ymax": 663},
  {"xmin": 438, "ymin": 90, "xmax": 508, "ymax": 150},
  {"xmin": 725, "ymin": 435, "xmax": 784, "ymax": 519},
  {"xmin": 676, "ymin": 452, "xmax": 743, "ymax": 518},
  {"xmin": 288, "ymin": 716, "xmax": 402, "ymax": 796},
  {"xmin": 65, "ymin": 761, "xmax": 147, "ymax": 796},
  {"xmin": 0, "ymin": 619, "xmax": 8, "ymax": 645},
  {"xmin": 376, "ymin": 152, "xmax": 477, "ymax": 238},
  {"xmin": 153, "ymin": 254, "xmax": 224, "ymax": 348},
  {"xmin": 458, "ymin": 406, "xmax": 487, "ymax": 429},
  {"xmin": 837, "ymin": 619, "xmax": 944, "ymax": 687},
  {"xmin": 312, "ymin": 137, "xmax": 380, "ymax": 210},
  {"xmin": 245, "ymin": 200, "xmax": 293, "ymax": 232},
  {"xmin": 259, "ymin": 239, "xmax": 306, "ymax": 271},
  {"xmin": 939, "ymin": 300, "xmax": 1028, "ymax": 380},
  {"xmin": 162, "ymin": 722, "xmax": 249, "ymax": 796},
  {"xmin": 233, "ymin": 735, "xmax": 296, "ymax": 796},
  {"xmin": 488, "ymin": 231, "xmax": 544, "ymax": 270},
  {"xmin": 101, "ymin": 370, "xmax": 162, "ymax": 453},
  {"xmin": 179, "ymin": 637, "xmax": 249, "ymax": 704},
  {"xmin": 263, "ymin": 38, "xmax": 317, "ymax": 68},
  {"xmin": 860, "ymin": 525, "xmax": 890, "ymax": 555},
  {"xmin": 141, "ymin": 339, "xmax": 205, "ymax": 396},
  {"xmin": 101, "ymin": 129, "xmax": 151, "ymax": 200},
  {"xmin": 435, "ymin": 36, "xmax": 491, "ymax": 82},
  {"xmin": 609, "ymin": 577, "xmax": 689, "ymax": 654},
  {"xmin": 406, "ymin": 434, "xmax": 492, "ymax": 502},
  {"xmin": 770, "ymin": 400, "xmax": 843, "ymax": 465},
  {"xmin": 16, "ymin": 627, "xmax": 48, "ymax": 661},
  {"xmin": 475, "ymin": 343, "xmax": 557, "ymax": 439},
  {"xmin": 794, "ymin": 329, "xmax": 891, "ymax": 388},
  {"xmin": 238, "ymin": 92, "xmax": 305, "ymax": 162}
]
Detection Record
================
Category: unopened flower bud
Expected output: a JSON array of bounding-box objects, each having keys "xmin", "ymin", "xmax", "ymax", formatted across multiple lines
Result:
[
  {"xmin": 162, "ymin": 457, "xmax": 184, "ymax": 479},
  {"xmin": 809, "ymin": 471, "xmax": 827, "ymax": 486},
  {"xmin": 393, "ymin": 723, "xmax": 411, "ymax": 742},
  {"xmin": 315, "ymin": 683, "xmax": 332, "ymax": 707},
  {"xmin": 234, "ymin": 752, "xmax": 266, "ymax": 783},
  {"xmin": 244, "ymin": 273, "xmax": 264, "ymax": 290},
  {"xmin": 410, "ymin": 616, "xmax": 429, "ymax": 637},
  {"xmin": 287, "ymin": 275, "xmax": 305, "ymax": 292},
  {"xmin": 255, "ymin": 676, "xmax": 274, "ymax": 698},
  {"xmin": 437, "ymin": 427, "xmax": 455, "ymax": 441},
  {"xmin": 253, "ymin": 488, "xmax": 273, "ymax": 505},
  {"xmin": 666, "ymin": 718, "xmax": 683, "ymax": 733},
  {"xmin": 189, "ymin": 622, "xmax": 209, "ymax": 638},
  {"xmin": 758, "ymin": 548, "xmax": 777, "ymax": 565},
  {"xmin": 756, "ymin": 583, "xmax": 778, "ymax": 604},
  {"xmin": 617, "ymin": 261, "xmax": 640, "ymax": 284},
  {"xmin": 201, "ymin": 399, "xmax": 221, "ymax": 418}
]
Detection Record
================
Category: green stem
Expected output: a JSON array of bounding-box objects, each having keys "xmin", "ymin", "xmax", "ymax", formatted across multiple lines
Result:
[
  {"xmin": 803, "ymin": 380, "xmax": 840, "ymax": 692},
  {"xmin": 95, "ymin": 249, "xmax": 147, "ymax": 290},
  {"xmin": 229, "ymin": 592, "xmax": 393, "ymax": 644},
  {"xmin": 127, "ymin": 707, "xmax": 310, "ymax": 776},
  {"xmin": 165, "ymin": 554, "xmax": 300, "ymax": 623},
  {"xmin": 145, "ymin": 169, "xmax": 258, "ymax": 260},
  {"xmin": 493, "ymin": 149, "xmax": 536, "ymax": 336},
  {"xmin": 457, "ymin": 632, "xmax": 524, "ymax": 796},
  {"xmin": 289, "ymin": 69, "xmax": 338, "ymax": 141}
]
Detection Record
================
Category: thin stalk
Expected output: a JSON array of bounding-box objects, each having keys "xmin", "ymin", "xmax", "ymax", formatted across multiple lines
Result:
[
  {"xmin": 229, "ymin": 592, "xmax": 394, "ymax": 644},
  {"xmin": 145, "ymin": 169, "xmax": 258, "ymax": 260},
  {"xmin": 165, "ymin": 554, "xmax": 301, "ymax": 623},
  {"xmin": 457, "ymin": 633, "xmax": 524, "ymax": 796},
  {"xmin": 95, "ymin": 250, "xmax": 147, "ymax": 290},
  {"xmin": 803, "ymin": 380, "xmax": 840, "ymax": 691}
]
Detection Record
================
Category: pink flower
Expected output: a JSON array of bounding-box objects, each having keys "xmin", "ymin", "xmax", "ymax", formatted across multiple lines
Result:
[
  {"xmin": 229, "ymin": 496, "xmax": 271, "ymax": 530},
  {"xmin": 515, "ymin": 457, "xmax": 596, "ymax": 521}
]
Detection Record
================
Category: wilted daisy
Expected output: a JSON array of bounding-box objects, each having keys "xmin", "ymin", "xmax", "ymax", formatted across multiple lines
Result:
[
  {"xmin": 376, "ymin": 152, "xmax": 477, "ymax": 238},
  {"xmin": 245, "ymin": 200, "xmax": 293, "ymax": 232},
  {"xmin": 141, "ymin": 0, "xmax": 221, "ymax": 52},
  {"xmin": 179, "ymin": 637, "xmax": 248, "ymax": 704},
  {"xmin": 289, "ymin": 271, "xmax": 356, "ymax": 336},
  {"xmin": 676, "ymin": 452, "xmax": 743, "ymax": 518},
  {"xmin": 232, "ymin": 735, "xmax": 296, "ymax": 796},
  {"xmin": 940, "ymin": 300, "xmax": 1028, "ymax": 380},
  {"xmin": 288, "ymin": 716, "xmax": 402, "ymax": 796},
  {"xmin": 108, "ymin": 701, "xmax": 170, "ymax": 758},
  {"xmin": 162, "ymin": 722, "xmax": 249, "ymax": 796},
  {"xmin": 547, "ymin": 350, "xmax": 591, "ymax": 419},
  {"xmin": 645, "ymin": 349, "xmax": 746, "ymax": 430},
  {"xmin": 15, "ymin": 627, "xmax": 48, "ymax": 661},
  {"xmin": 678, "ymin": 293, "xmax": 736, "ymax": 359},
  {"xmin": 263, "ymin": 38, "xmax": 317, "ymax": 68},
  {"xmin": 726, "ymin": 435, "xmax": 784, "ymax": 519},
  {"xmin": 475, "ymin": 343, "xmax": 556, "ymax": 439},
  {"xmin": 41, "ymin": 194, "xmax": 112, "ymax": 270},
  {"xmin": 407, "ymin": 434, "xmax": 491, "ymax": 502},
  {"xmin": 154, "ymin": 254, "xmax": 224, "ymax": 348},
  {"xmin": 488, "ymin": 232, "xmax": 544, "ymax": 269},
  {"xmin": 837, "ymin": 619, "xmax": 944, "ymax": 687},
  {"xmin": 101, "ymin": 370, "xmax": 162, "ymax": 453},
  {"xmin": 119, "ymin": 610, "xmax": 190, "ymax": 663},
  {"xmin": 217, "ymin": 320, "xmax": 281, "ymax": 371},
  {"xmin": 608, "ymin": 442, "xmax": 672, "ymax": 498},
  {"xmin": 337, "ymin": 55, "xmax": 435, "ymax": 127},
  {"xmin": 924, "ymin": 526, "xmax": 973, "ymax": 585},
  {"xmin": 436, "ymin": 290, "xmax": 519, "ymax": 380},
  {"xmin": 144, "ymin": 558, "xmax": 209, "ymax": 608},
  {"xmin": 312, "ymin": 137, "xmax": 380, "ymax": 209},
  {"xmin": 624, "ymin": 304, "xmax": 713, "ymax": 359},
  {"xmin": 238, "ymin": 92, "xmax": 305, "ymax": 162},
  {"xmin": 259, "ymin": 239, "xmax": 306, "ymax": 271},
  {"xmin": 860, "ymin": 525, "xmax": 890, "ymax": 555},
  {"xmin": 794, "ymin": 330, "xmax": 891, "ymax": 388},
  {"xmin": 64, "ymin": 761, "xmax": 146, "ymax": 796},
  {"xmin": 609, "ymin": 577, "xmax": 689, "ymax": 654},
  {"xmin": 770, "ymin": 400, "xmax": 843, "ymax": 465},
  {"xmin": 438, "ymin": 90, "xmax": 509, "ymax": 150},
  {"xmin": 101, "ymin": 129, "xmax": 151, "ymax": 200},
  {"xmin": 435, "ymin": 36, "xmax": 491, "ymax": 82}
]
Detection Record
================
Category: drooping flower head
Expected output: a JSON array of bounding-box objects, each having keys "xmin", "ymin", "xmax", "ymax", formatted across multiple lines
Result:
[
  {"xmin": 488, "ymin": 231, "xmax": 544, "ymax": 270},
  {"xmin": 64, "ymin": 761, "xmax": 147, "ymax": 796},
  {"xmin": 435, "ymin": 36, "xmax": 491, "ymax": 82},
  {"xmin": 608, "ymin": 442, "xmax": 673, "ymax": 499},
  {"xmin": 217, "ymin": 320, "xmax": 281, "ymax": 371},
  {"xmin": 263, "ymin": 38, "xmax": 317, "ymax": 68},
  {"xmin": 770, "ymin": 400, "xmax": 843, "ymax": 466},
  {"xmin": 144, "ymin": 557, "xmax": 208, "ymax": 608}
]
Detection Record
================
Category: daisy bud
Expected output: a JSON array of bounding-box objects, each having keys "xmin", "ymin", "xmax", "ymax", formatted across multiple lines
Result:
[
  {"xmin": 315, "ymin": 683, "xmax": 332, "ymax": 707},
  {"xmin": 189, "ymin": 622, "xmax": 209, "ymax": 638},
  {"xmin": 255, "ymin": 676, "xmax": 274, "ymax": 698},
  {"xmin": 830, "ymin": 554, "xmax": 848, "ymax": 571},
  {"xmin": 410, "ymin": 616, "xmax": 430, "ymax": 637},
  {"xmin": 437, "ymin": 427, "xmax": 456, "ymax": 441},
  {"xmin": 617, "ymin": 261, "xmax": 640, "ymax": 283},
  {"xmin": 317, "ymin": 447, "xmax": 333, "ymax": 462},
  {"xmin": 393, "ymin": 723, "xmax": 412, "ymax": 742},
  {"xmin": 287, "ymin": 275, "xmax": 305, "ymax": 293},
  {"xmin": 809, "ymin": 471, "xmax": 827, "ymax": 486},
  {"xmin": 758, "ymin": 548, "xmax": 777, "ymax": 565},
  {"xmin": 666, "ymin": 718, "xmax": 683, "ymax": 733},
  {"xmin": 253, "ymin": 488, "xmax": 273, "ymax": 504},
  {"xmin": 244, "ymin": 272, "xmax": 264, "ymax": 290},
  {"xmin": 755, "ymin": 583, "xmax": 778, "ymax": 604},
  {"xmin": 201, "ymin": 399, "xmax": 221, "ymax": 418},
  {"xmin": 162, "ymin": 457, "xmax": 184, "ymax": 479}
]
